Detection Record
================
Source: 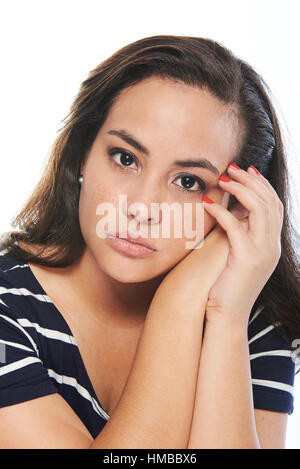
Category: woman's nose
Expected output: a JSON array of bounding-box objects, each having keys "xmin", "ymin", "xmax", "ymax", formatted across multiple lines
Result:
[
  {"xmin": 124, "ymin": 198, "xmax": 161, "ymax": 225},
  {"xmin": 122, "ymin": 183, "xmax": 162, "ymax": 226}
]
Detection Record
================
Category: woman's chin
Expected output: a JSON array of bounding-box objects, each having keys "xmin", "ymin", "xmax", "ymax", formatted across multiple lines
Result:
[
  {"xmin": 92, "ymin": 239, "xmax": 183, "ymax": 284},
  {"xmin": 99, "ymin": 256, "xmax": 161, "ymax": 284}
]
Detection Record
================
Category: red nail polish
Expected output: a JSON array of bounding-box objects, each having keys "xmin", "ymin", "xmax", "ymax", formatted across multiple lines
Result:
[
  {"xmin": 202, "ymin": 196, "xmax": 214, "ymax": 204},
  {"xmin": 218, "ymin": 175, "xmax": 231, "ymax": 182},
  {"xmin": 229, "ymin": 163, "xmax": 241, "ymax": 170},
  {"xmin": 249, "ymin": 165, "xmax": 260, "ymax": 175}
]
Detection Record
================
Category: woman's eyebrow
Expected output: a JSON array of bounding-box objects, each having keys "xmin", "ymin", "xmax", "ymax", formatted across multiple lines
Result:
[{"xmin": 107, "ymin": 129, "xmax": 220, "ymax": 176}]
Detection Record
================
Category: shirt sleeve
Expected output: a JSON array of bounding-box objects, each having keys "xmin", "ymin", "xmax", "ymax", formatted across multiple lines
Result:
[
  {"xmin": 0, "ymin": 301, "xmax": 58, "ymax": 408},
  {"xmin": 248, "ymin": 306, "xmax": 296, "ymax": 415}
]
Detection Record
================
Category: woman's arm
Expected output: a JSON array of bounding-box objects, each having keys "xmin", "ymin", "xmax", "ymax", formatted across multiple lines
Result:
[
  {"xmin": 90, "ymin": 224, "xmax": 230, "ymax": 449},
  {"xmin": 187, "ymin": 163, "xmax": 284, "ymax": 449},
  {"xmin": 91, "ymin": 297, "xmax": 204, "ymax": 449},
  {"xmin": 0, "ymin": 224, "xmax": 229, "ymax": 449},
  {"xmin": 187, "ymin": 317, "xmax": 260, "ymax": 449},
  {"xmin": 187, "ymin": 317, "xmax": 289, "ymax": 449}
]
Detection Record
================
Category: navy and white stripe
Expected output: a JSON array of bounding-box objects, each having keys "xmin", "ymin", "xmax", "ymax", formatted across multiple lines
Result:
[
  {"xmin": 0, "ymin": 250, "xmax": 296, "ymax": 441},
  {"xmin": 0, "ymin": 251, "xmax": 110, "ymax": 438},
  {"xmin": 248, "ymin": 299, "xmax": 297, "ymax": 413}
]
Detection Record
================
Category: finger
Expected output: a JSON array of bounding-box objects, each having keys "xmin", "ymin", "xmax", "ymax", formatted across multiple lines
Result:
[
  {"xmin": 248, "ymin": 165, "xmax": 281, "ymax": 203},
  {"xmin": 228, "ymin": 163, "xmax": 277, "ymax": 208},
  {"xmin": 202, "ymin": 196, "xmax": 253, "ymax": 257},
  {"xmin": 226, "ymin": 165, "xmax": 282, "ymax": 247},
  {"xmin": 217, "ymin": 176, "xmax": 271, "ymax": 247},
  {"xmin": 228, "ymin": 163, "xmax": 275, "ymax": 202},
  {"xmin": 246, "ymin": 165, "xmax": 284, "ymax": 243}
]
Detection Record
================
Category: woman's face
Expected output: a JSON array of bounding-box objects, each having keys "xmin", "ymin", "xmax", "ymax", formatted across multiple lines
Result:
[{"xmin": 78, "ymin": 76, "xmax": 243, "ymax": 283}]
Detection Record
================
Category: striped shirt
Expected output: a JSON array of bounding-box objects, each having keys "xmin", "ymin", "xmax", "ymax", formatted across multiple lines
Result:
[{"xmin": 0, "ymin": 250, "xmax": 297, "ymax": 440}]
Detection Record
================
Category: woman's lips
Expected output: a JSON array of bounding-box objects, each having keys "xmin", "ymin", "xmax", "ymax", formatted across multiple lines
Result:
[
  {"xmin": 106, "ymin": 234, "xmax": 157, "ymax": 258},
  {"xmin": 117, "ymin": 231, "xmax": 157, "ymax": 250}
]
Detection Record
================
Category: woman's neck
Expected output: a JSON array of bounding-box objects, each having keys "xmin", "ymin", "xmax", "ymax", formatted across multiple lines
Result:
[{"xmin": 37, "ymin": 246, "xmax": 166, "ymax": 330}]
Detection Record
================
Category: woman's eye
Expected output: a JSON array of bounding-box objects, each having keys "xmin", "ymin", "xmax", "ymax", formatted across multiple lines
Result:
[
  {"xmin": 108, "ymin": 148, "xmax": 206, "ymax": 195},
  {"xmin": 173, "ymin": 174, "xmax": 207, "ymax": 194},
  {"xmin": 108, "ymin": 149, "xmax": 137, "ymax": 170}
]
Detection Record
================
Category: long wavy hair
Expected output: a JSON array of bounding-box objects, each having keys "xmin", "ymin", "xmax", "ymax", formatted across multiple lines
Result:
[{"xmin": 1, "ymin": 35, "xmax": 299, "ymax": 346}]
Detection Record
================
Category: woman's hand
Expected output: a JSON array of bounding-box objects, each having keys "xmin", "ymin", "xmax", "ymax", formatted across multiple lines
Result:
[
  {"xmin": 150, "ymin": 190, "xmax": 251, "ymax": 318},
  {"xmin": 150, "ymin": 209, "xmax": 249, "ymax": 318},
  {"xmin": 203, "ymin": 163, "xmax": 284, "ymax": 327},
  {"xmin": 151, "ymin": 221, "xmax": 229, "ymax": 317}
]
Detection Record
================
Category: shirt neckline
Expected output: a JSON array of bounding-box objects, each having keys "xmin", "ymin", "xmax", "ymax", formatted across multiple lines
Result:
[{"xmin": 15, "ymin": 255, "xmax": 111, "ymax": 420}]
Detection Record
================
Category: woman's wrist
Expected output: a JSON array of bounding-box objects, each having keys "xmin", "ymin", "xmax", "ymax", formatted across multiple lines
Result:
[
  {"xmin": 152, "ymin": 225, "xmax": 230, "ymax": 317},
  {"xmin": 204, "ymin": 310, "xmax": 250, "ymax": 336}
]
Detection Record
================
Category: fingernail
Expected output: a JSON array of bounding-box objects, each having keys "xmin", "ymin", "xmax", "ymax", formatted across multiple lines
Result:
[
  {"xmin": 202, "ymin": 196, "xmax": 214, "ymax": 204},
  {"xmin": 218, "ymin": 175, "xmax": 232, "ymax": 183},
  {"xmin": 229, "ymin": 163, "xmax": 241, "ymax": 170},
  {"xmin": 249, "ymin": 165, "xmax": 260, "ymax": 175}
]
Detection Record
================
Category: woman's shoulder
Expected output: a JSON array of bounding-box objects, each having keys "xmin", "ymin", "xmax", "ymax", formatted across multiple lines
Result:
[
  {"xmin": 0, "ymin": 249, "xmax": 71, "ymax": 337},
  {"xmin": 0, "ymin": 248, "xmax": 31, "ymax": 301},
  {"xmin": 0, "ymin": 247, "xmax": 45, "ymax": 297}
]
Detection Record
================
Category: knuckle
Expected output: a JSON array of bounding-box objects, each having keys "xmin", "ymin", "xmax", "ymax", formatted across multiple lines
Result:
[
  {"xmin": 260, "ymin": 200, "xmax": 270, "ymax": 214},
  {"xmin": 265, "ymin": 194, "xmax": 276, "ymax": 207},
  {"xmin": 274, "ymin": 246, "xmax": 282, "ymax": 262},
  {"xmin": 278, "ymin": 199, "xmax": 284, "ymax": 214}
]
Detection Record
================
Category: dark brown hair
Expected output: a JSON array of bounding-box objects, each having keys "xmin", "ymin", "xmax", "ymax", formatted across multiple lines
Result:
[{"xmin": 1, "ymin": 35, "xmax": 299, "ymax": 346}]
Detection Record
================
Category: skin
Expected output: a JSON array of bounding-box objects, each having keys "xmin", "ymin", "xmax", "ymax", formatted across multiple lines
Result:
[
  {"xmin": 185, "ymin": 157, "xmax": 286, "ymax": 448},
  {"xmin": 44, "ymin": 76, "xmax": 241, "ymax": 328},
  {"xmin": 203, "ymin": 163, "xmax": 283, "ymax": 326},
  {"xmin": 4, "ymin": 75, "xmax": 288, "ymax": 448}
]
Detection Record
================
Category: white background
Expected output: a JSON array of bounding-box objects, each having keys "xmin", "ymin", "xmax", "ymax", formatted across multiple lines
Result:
[{"xmin": 0, "ymin": 0, "xmax": 299, "ymax": 448}]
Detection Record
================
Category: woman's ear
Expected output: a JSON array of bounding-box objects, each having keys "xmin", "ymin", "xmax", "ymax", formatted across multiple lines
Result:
[{"xmin": 79, "ymin": 162, "xmax": 86, "ymax": 176}]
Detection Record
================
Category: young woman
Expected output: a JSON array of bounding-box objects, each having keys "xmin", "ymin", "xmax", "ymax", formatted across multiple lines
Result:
[{"xmin": 0, "ymin": 35, "xmax": 299, "ymax": 449}]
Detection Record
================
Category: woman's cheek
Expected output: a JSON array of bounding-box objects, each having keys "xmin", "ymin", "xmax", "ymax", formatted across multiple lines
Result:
[{"xmin": 79, "ymin": 183, "xmax": 112, "ymax": 238}]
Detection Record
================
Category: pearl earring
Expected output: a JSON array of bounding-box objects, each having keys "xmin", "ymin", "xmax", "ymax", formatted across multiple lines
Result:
[{"xmin": 78, "ymin": 174, "xmax": 83, "ymax": 184}]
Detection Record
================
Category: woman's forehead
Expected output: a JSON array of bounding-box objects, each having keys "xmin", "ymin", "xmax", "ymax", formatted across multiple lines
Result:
[{"xmin": 98, "ymin": 78, "xmax": 242, "ymax": 171}]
